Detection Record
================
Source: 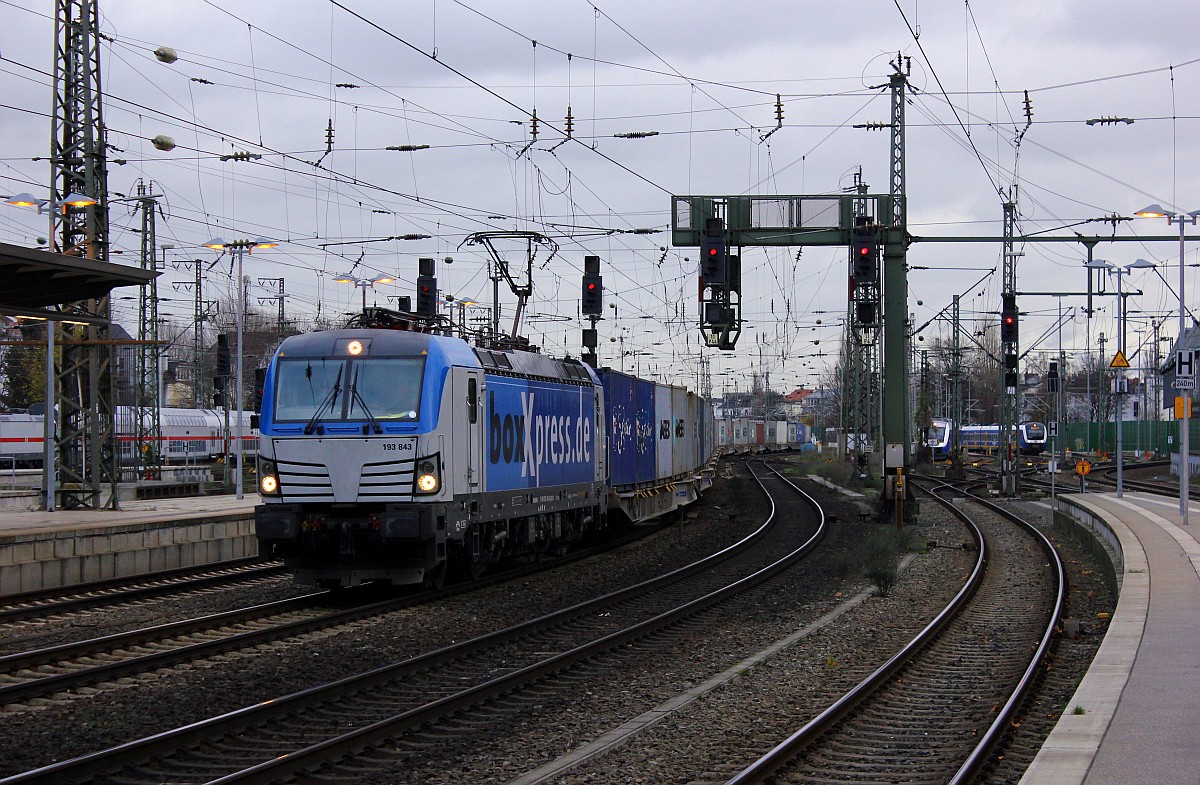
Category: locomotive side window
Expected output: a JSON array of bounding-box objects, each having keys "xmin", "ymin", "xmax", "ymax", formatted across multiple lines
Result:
[{"xmin": 467, "ymin": 378, "xmax": 478, "ymax": 423}]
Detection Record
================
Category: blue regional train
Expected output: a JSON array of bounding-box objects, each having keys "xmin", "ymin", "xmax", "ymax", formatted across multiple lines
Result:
[
  {"xmin": 928, "ymin": 417, "xmax": 1048, "ymax": 459},
  {"xmin": 253, "ymin": 325, "xmax": 716, "ymax": 588}
]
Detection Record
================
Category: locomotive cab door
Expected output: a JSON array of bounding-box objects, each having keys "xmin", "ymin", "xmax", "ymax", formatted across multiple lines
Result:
[
  {"xmin": 594, "ymin": 388, "xmax": 606, "ymax": 484},
  {"xmin": 461, "ymin": 370, "xmax": 483, "ymax": 488}
]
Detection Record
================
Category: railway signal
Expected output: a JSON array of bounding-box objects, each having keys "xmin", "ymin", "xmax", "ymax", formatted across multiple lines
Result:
[
  {"xmin": 582, "ymin": 273, "xmax": 603, "ymax": 315},
  {"xmin": 700, "ymin": 231, "xmax": 724, "ymax": 288},
  {"xmin": 415, "ymin": 257, "xmax": 438, "ymax": 317},
  {"xmin": 216, "ymin": 333, "xmax": 231, "ymax": 377},
  {"xmin": 850, "ymin": 226, "xmax": 878, "ymax": 282},
  {"xmin": 581, "ymin": 255, "xmax": 603, "ymax": 365},
  {"xmin": 695, "ymin": 216, "xmax": 741, "ymax": 349},
  {"xmin": 416, "ymin": 274, "xmax": 438, "ymax": 316},
  {"xmin": 1000, "ymin": 293, "xmax": 1018, "ymax": 343}
]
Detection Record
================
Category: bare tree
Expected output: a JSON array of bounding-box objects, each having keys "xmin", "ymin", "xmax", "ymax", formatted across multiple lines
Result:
[{"xmin": 0, "ymin": 321, "xmax": 46, "ymax": 410}]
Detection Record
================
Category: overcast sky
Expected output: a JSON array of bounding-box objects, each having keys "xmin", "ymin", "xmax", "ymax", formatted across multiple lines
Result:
[{"xmin": 2, "ymin": 0, "xmax": 1198, "ymax": 394}]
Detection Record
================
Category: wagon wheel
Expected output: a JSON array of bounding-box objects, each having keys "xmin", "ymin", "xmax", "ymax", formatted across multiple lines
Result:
[
  {"xmin": 454, "ymin": 533, "xmax": 487, "ymax": 582},
  {"xmin": 459, "ymin": 553, "xmax": 486, "ymax": 582},
  {"xmin": 422, "ymin": 560, "xmax": 447, "ymax": 590}
]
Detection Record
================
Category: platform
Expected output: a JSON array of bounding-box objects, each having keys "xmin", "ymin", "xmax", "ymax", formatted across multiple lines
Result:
[
  {"xmin": 0, "ymin": 494, "xmax": 260, "ymax": 595},
  {"xmin": 1021, "ymin": 491, "xmax": 1200, "ymax": 784}
]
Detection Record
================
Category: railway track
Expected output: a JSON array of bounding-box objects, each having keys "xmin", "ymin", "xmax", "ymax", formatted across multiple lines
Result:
[
  {"xmin": 720, "ymin": 476, "xmax": 1065, "ymax": 785},
  {"xmin": 0, "ymin": 558, "xmax": 284, "ymax": 625},
  {"xmin": 1, "ymin": 460, "xmax": 827, "ymax": 785},
  {"xmin": 0, "ymin": 519, "xmax": 678, "ymax": 706},
  {"xmin": 952, "ymin": 452, "xmax": 1195, "ymax": 503},
  {"xmin": 1008, "ymin": 457, "xmax": 1197, "ymax": 501},
  {"xmin": 0, "ymin": 587, "xmax": 356, "ymax": 704},
  {"xmin": 1096, "ymin": 461, "xmax": 1198, "ymax": 499}
]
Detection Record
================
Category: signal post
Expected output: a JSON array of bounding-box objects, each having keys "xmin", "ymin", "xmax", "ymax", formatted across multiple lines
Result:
[
  {"xmin": 672, "ymin": 193, "xmax": 913, "ymax": 521},
  {"xmin": 581, "ymin": 255, "xmax": 603, "ymax": 367}
]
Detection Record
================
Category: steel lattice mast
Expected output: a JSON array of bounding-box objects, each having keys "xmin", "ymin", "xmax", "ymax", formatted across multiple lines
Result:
[
  {"xmin": 134, "ymin": 180, "xmax": 162, "ymax": 479},
  {"xmin": 51, "ymin": 0, "xmax": 116, "ymax": 508}
]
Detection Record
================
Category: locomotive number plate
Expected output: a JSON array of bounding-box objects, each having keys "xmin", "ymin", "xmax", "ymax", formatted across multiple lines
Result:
[{"xmin": 381, "ymin": 441, "xmax": 415, "ymax": 453}]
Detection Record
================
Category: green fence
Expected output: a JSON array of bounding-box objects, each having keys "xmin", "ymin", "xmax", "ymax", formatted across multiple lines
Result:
[{"xmin": 1054, "ymin": 419, "xmax": 1199, "ymax": 459}]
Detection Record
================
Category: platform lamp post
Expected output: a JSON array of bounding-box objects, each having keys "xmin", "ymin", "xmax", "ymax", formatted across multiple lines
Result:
[
  {"xmin": 204, "ymin": 238, "xmax": 277, "ymax": 500},
  {"xmin": 1086, "ymin": 258, "xmax": 1155, "ymax": 498},
  {"xmin": 331, "ymin": 273, "xmax": 395, "ymax": 313},
  {"xmin": 1135, "ymin": 205, "xmax": 1199, "ymax": 525},
  {"xmin": 4, "ymin": 191, "xmax": 98, "ymax": 511}
]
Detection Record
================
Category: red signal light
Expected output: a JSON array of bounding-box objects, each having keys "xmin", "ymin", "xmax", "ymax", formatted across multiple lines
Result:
[{"xmin": 582, "ymin": 272, "xmax": 603, "ymax": 315}]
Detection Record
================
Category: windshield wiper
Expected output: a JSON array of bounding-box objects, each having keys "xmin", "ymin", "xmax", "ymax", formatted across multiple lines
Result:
[
  {"xmin": 303, "ymin": 366, "xmax": 343, "ymax": 435},
  {"xmin": 349, "ymin": 366, "xmax": 382, "ymax": 434}
]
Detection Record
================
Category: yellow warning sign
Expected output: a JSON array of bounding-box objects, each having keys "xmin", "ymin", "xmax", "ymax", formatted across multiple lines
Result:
[{"xmin": 1109, "ymin": 350, "xmax": 1130, "ymax": 369}]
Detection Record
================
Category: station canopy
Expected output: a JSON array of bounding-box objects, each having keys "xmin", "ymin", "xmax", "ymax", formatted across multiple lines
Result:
[{"xmin": 0, "ymin": 241, "xmax": 156, "ymax": 323}]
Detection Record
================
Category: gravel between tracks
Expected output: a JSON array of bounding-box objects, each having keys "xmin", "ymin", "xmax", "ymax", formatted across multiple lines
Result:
[
  {"xmin": 0, "ymin": 463, "xmax": 1115, "ymax": 783},
  {"xmin": 359, "ymin": 480, "xmax": 976, "ymax": 785},
  {"xmin": 0, "ymin": 462, "xmax": 773, "ymax": 774}
]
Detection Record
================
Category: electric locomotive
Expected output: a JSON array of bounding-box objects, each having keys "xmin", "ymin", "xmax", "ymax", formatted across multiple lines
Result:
[
  {"xmin": 254, "ymin": 325, "xmax": 716, "ymax": 589},
  {"xmin": 254, "ymin": 328, "xmax": 605, "ymax": 588}
]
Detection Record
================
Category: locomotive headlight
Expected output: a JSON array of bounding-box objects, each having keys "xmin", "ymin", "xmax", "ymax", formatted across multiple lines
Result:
[
  {"xmin": 414, "ymin": 455, "xmax": 440, "ymax": 494},
  {"xmin": 258, "ymin": 458, "xmax": 280, "ymax": 496}
]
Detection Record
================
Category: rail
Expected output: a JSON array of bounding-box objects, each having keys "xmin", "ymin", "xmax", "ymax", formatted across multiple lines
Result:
[
  {"xmin": 726, "ymin": 475, "xmax": 1066, "ymax": 785},
  {"xmin": 2, "ymin": 459, "xmax": 825, "ymax": 784}
]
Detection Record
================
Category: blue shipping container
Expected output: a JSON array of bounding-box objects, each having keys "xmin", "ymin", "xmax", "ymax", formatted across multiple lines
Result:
[{"xmin": 600, "ymin": 369, "xmax": 657, "ymax": 487}]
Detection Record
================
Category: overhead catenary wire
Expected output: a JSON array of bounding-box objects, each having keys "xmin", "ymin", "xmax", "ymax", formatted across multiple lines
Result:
[{"xmin": 3, "ymin": 0, "xmax": 1196, "ymax": 384}]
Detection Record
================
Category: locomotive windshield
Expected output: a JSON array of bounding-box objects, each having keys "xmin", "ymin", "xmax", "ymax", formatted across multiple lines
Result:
[
  {"xmin": 274, "ymin": 357, "xmax": 425, "ymax": 422},
  {"xmin": 927, "ymin": 422, "xmax": 949, "ymax": 443}
]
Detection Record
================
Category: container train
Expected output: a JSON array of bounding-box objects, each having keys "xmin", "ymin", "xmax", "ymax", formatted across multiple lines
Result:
[
  {"xmin": 716, "ymin": 418, "xmax": 811, "ymax": 452},
  {"xmin": 253, "ymin": 326, "xmax": 717, "ymax": 589},
  {"xmin": 927, "ymin": 417, "xmax": 1048, "ymax": 459},
  {"xmin": 0, "ymin": 408, "xmax": 256, "ymax": 468}
]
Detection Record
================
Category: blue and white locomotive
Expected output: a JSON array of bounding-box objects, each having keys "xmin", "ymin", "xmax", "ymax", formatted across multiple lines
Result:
[{"xmin": 253, "ymin": 326, "xmax": 716, "ymax": 588}]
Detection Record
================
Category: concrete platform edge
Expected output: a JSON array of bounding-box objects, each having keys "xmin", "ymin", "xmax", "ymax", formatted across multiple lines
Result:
[
  {"xmin": 1017, "ymin": 495, "xmax": 1148, "ymax": 785},
  {"xmin": 0, "ymin": 506, "xmax": 259, "ymax": 595}
]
